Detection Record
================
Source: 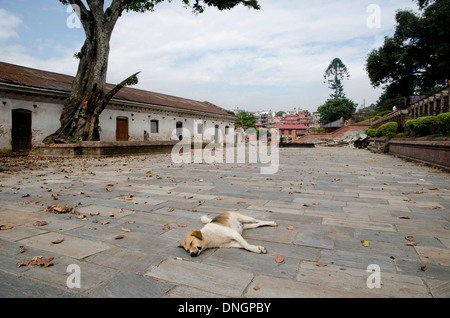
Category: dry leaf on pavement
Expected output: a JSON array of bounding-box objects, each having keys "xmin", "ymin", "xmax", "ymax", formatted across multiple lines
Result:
[{"xmin": 275, "ymin": 255, "xmax": 284, "ymax": 263}]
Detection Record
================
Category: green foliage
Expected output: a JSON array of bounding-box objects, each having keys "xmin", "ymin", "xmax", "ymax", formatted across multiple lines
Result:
[
  {"xmin": 375, "ymin": 122, "xmax": 398, "ymax": 138},
  {"xmin": 123, "ymin": 0, "xmax": 260, "ymax": 13},
  {"xmin": 406, "ymin": 116, "xmax": 443, "ymax": 136},
  {"xmin": 365, "ymin": 129, "xmax": 377, "ymax": 137},
  {"xmin": 317, "ymin": 98, "xmax": 357, "ymax": 124},
  {"xmin": 437, "ymin": 113, "xmax": 450, "ymax": 135},
  {"xmin": 235, "ymin": 110, "xmax": 256, "ymax": 129},
  {"xmin": 366, "ymin": 0, "xmax": 450, "ymax": 97},
  {"xmin": 323, "ymin": 58, "xmax": 350, "ymax": 99}
]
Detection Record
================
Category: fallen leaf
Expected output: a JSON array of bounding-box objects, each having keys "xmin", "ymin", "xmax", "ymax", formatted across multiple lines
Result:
[
  {"xmin": 316, "ymin": 263, "xmax": 328, "ymax": 267},
  {"xmin": 121, "ymin": 227, "xmax": 131, "ymax": 232},
  {"xmin": 360, "ymin": 240, "xmax": 370, "ymax": 247},
  {"xmin": 0, "ymin": 225, "xmax": 13, "ymax": 230},
  {"xmin": 253, "ymin": 286, "xmax": 261, "ymax": 291},
  {"xmin": 405, "ymin": 236, "xmax": 414, "ymax": 241},
  {"xmin": 52, "ymin": 238, "xmax": 64, "ymax": 244},
  {"xmin": 420, "ymin": 265, "xmax": 428, "ymax": 271},
  {"xmin": 184, "ymin": 195, "xmax": 193, "ymax": 199},
  {"xmin": 114, "ymin": 235, "xmax": 125, "ymax": 240},
  {"xmin": 109, "ymin": 212, "xmax": 114, "ymax": 217},
  {"xmin": 90, "ymin": 211, "xmax": 100, "ymax": 216},
  {"xmin": 167, "ymin": 208, "xmax": 174, "ymax": 212},
  {"xmin": 399, "ymin": 216, "xmax": 411, "ymax": 220},
  {"xmin": 16, "ymin": 260, "xmax": 30, "ymax": 268},
  {"xmin": 286, "ymin": 226, "xmax": 294, "ymax": 230},
  {"xmin": 101, "ymin": 221, "xmax": 110, "ymax": 225},
  {"xmin": 275, "ymin": 255, "xmax": 284, "ymax": 263},
  {"xmin": 166, "ymin": 190, "xmax": 172, "ymax": 194},
  {"xmin": 106, "ymin": 188, "xmax": 112, "ymax": 192},
  {"xmin": 162, "ymin": 224, "xmax": 171, "ymax": 231},
  {"xmin": 19, "ymin": 246, "xmax": 26, "ymax": 253},
  {"xmin": 128, "ymin": 221, "xmax": 135, "ymax": 224},
  {"xmin": 405, "ymin": 242, "xmax": 417, "ymax": 246},
  {"xmin": 33, "ymin": 221, "xmax": 48, "ymax": 227},
  {"xmin": 430, "ymin": 206, "xmax": 441, "ymax": 210},
  {"xmin": 178, "ymin": 224, "xmax": 187, "ymax": 228}
]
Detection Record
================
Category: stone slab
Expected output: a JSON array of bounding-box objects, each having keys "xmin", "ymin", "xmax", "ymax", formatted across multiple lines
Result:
[
  {"xmin": 245, "ymin": 275, "xmax": 377, "ymax": 298},
  {"xmin": 145, "ymin": 258, "xmax": 254, "ymax": 297},
  {"xmin": 90, "ymin": 272, "xmax": 174, "ymax": 298},
  {"xmin": 18, "ymin": 232, "xmax": 111, "ymax": 259}
]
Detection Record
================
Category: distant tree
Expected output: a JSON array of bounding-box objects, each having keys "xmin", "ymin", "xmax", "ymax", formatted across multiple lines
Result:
[
  {"xmin": 323, "ymin": 58, "xmax": 350, "ymax": 99},
  {"xmin": 275, "ymin": 111, "xmax": 286, "ymax": 117},
  {"xmin": 44, "ymin": 0, "xmax": 261, "ymax": 143},
  {"xmin": 317, "ymin": 98, "xmax": 357, "ymax": 124},
  {"xmin": 235, "ymin": 111, "xmax": 256, "ymax": 129}
]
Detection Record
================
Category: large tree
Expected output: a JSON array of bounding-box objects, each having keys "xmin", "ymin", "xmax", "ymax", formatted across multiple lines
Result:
[
  {"xmin": 366, "ymin": 0, "xmax": 450, "ymax": 98},
  {"xmin": 44, "ymin": 0, "xmax": 260, "ymax": 143},
  {"xmin": 323, "ymin": 58, "xmax": 350, "ymax": 99},
  {"xmin": 317, "ymin": 98, "xmax": 357, "ymax": 124}
]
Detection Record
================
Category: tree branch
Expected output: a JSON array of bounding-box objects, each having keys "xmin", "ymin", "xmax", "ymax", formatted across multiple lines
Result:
[{"xmin": 100, "ymin": 71, "xmax": 141, "ymax": 113}]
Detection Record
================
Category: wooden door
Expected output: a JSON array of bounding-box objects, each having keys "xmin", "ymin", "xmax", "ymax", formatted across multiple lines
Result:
[
  {"xmin": 12, "ymin": 109, "xmax": 32, "ymax": 152},
  {"xmin": 116, "ymin": 117, "xmax": 129, "ymax": 141}
]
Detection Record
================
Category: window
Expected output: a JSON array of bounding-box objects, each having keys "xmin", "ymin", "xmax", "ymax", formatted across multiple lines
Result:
[
  {"xmin": 197, "ymin": 123, "xmax": 203, "ymax": 134},
  {"xmin": 151, "ymin": 120, "xmax": 159, "ymax": 133}
]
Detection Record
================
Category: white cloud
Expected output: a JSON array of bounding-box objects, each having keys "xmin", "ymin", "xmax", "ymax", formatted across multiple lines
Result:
[
  {"xmin": 0, "ymin": 9, "xmax": 22, "ymax": 40},
  {"xmin": 1, "ymin": 0, "xmax": 419, "ymax": 113}
]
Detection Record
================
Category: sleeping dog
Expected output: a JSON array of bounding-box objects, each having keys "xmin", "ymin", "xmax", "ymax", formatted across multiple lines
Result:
[{"xmin": 179, "ymin": 211, "xmax": 277, "ymax": 257}]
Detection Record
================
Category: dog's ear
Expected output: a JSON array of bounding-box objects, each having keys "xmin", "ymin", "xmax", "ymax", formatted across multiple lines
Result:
[{"xmin": 191, "ymin": 230, "xmax": 203, "ymax": 241}]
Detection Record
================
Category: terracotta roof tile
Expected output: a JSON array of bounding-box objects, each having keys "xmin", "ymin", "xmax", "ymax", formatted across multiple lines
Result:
[{"xmin": 0, "ymin": 61, "xmax": 232, "ymax": 117}]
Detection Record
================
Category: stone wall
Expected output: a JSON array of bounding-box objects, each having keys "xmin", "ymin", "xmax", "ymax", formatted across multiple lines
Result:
[{"xmin": 389, "ymin": 138, "xmax": 450, "ymax": 171}]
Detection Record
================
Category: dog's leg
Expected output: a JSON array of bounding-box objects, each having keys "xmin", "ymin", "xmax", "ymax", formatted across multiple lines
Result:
[
  {"xmin": 230, "ymin": 232, "xmax": 267, "ymax": 254},
  {"xmin": 235, "ymin": 213, "xmax": 277, "ymax": 229}
]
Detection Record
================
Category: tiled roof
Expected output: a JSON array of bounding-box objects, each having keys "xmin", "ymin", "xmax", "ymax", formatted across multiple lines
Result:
[
  {"xmin": 276, "ymin": 124, "xmax": 308, "ymax": 130},
  {"xmin": 0, "ymin": 61, "xmax": 233, "ymax": 117}
]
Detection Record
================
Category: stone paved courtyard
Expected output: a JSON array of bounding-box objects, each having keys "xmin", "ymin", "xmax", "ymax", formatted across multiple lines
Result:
[{"xmin": 0, "ymin": 147, "xmax": 449, "ymax": 298}]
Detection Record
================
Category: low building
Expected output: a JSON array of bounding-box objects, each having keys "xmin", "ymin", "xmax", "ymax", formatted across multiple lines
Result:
[
  {"xmin": 0, "ymin": 62, "xmax": 236, "ymax": 152},
  {"xmin": 276, "ymin": 124, "xmax": 308, "ymax": 140}
]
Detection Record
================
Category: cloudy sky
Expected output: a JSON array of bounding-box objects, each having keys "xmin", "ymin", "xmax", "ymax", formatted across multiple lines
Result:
[{"xmin": 0, "ymin": 0, "xmax": 418, "ymax": 113}]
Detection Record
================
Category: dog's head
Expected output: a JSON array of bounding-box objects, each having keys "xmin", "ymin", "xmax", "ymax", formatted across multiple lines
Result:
[{"xmin": 179, "ymin": 230, "xmax": 204, "ymax": 257}]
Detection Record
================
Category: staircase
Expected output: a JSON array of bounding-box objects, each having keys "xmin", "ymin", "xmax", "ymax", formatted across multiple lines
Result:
[{"xmin": 294, "ymin": 124, "xmax": 370, "ymax": 144}]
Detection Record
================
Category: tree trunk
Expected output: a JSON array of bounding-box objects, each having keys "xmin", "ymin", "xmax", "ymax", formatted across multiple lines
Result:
[{"xmin": 43, "ymin": 0, "xmax": 136, "ymax": 144}]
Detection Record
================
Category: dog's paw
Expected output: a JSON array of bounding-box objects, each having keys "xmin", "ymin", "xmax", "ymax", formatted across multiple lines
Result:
[{"xmin": 257, "ymin": 246, "xmax": 267, "ymax": 254}]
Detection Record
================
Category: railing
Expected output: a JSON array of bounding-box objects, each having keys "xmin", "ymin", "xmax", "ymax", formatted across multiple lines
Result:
[{"xmin": 408, "ymin": 86, "xmax": 450, "ymax": 119}]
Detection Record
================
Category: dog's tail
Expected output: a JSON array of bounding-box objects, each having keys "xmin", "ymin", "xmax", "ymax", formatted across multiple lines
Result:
[{"xmin": 201, "ymin": 215, "xmax": 212, "ymax": 224}]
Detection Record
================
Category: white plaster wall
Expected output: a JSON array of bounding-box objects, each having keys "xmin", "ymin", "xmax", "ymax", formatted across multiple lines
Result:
[
  {"xmin": 0, "ymin": 97, "xmax": 62, "ymax": 150},
  {"xmin": 1, "ymin": 93, "xmax": 235, "ymax": 148}
]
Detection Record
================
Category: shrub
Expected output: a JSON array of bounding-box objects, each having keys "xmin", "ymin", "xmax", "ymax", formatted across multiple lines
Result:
[
  {"xmin": 409, "ymin": 116, "xmax": 440, "ymax": 136},
  {"xmin": 375, "ymin": 122, "xmax": 398, "ymax": 138},
  {"xmin": 365, "ymin": 129, "xmax": 377, "ymax": 137},
  {"xmin": 437, "ymin": 112, "xmax": 450, "ymax": 135}
]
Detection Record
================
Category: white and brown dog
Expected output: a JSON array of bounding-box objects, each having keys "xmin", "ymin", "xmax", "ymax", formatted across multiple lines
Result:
[{"xmin": 179, "ymin": 211, "xmax": 277, "ymax": 257}]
